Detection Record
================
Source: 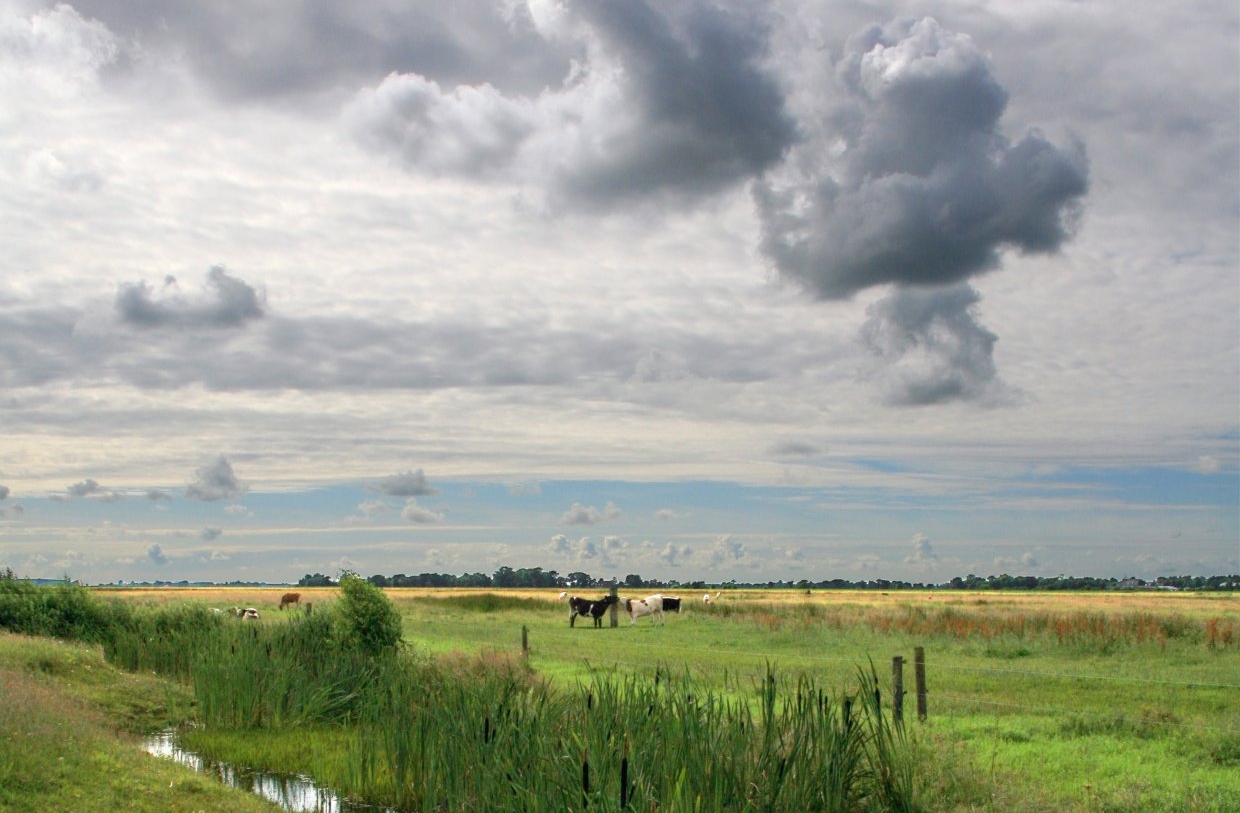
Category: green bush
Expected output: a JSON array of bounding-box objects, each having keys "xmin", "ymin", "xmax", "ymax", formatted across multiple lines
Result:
[
  {"xmin": 334, "ymin": 573, "xmax": 403, "ymax": 658},
  {"xmin": 0, "ymin": 574, "xmax": 124, "ymax": 643}
]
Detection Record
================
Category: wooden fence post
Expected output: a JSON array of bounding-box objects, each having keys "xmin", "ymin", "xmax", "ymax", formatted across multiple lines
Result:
[
  {"xmin": 892, "ymin": 655, "xmax": 904, "ymax": 725},
  {"xmin": 522, "ymin": 624, "xmax": 529, "ymax": 659},
  {"xmin": 914, "ymin": 646, "xmax": 927, "ymax": 722}
]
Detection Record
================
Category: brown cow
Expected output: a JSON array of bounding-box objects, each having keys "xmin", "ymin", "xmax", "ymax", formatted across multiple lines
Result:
[{"xmin": 278, "ymin": 592, "xmax": 301, "ymax": 611}]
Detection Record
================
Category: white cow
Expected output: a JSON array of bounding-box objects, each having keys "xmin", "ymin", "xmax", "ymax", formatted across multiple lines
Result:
[{"xmin": 625, "ymin": 594, "xmax": 681, "ymax": 625}]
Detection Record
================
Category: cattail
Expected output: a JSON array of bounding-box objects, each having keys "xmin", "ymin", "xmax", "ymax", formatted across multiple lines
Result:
[
  {"xmin": 581, "ymin": 750, "xmax": 590, "ymax": 808},
  {"xmin": 620, "ymin": 754, "xmax": 629, "ymax": 808}
]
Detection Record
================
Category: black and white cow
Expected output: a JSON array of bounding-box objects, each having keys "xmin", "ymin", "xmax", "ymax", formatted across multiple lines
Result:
[{"xmin": 569, "ymin": 594, "xmax": 618, "ymax": 628}]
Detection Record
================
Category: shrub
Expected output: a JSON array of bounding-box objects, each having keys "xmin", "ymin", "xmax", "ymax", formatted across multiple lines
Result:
[
  {"xmin": 0, "ymin": 576, "xmax": 124, "ymax": 643},
  {"xmin": 334, "ymin": 573, "xmax": 403, "ymax": 658}
]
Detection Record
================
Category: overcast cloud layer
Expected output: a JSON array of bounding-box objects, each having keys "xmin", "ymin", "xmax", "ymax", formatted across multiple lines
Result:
[{"xmin": 0, "ymin": 0, "xmax": 1236, "ymax": 585}]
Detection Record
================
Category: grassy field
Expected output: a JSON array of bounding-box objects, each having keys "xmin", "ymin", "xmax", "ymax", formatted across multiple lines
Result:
[
  {"xmin": 6, "ymin": 584, "xmax": 1239, "ymax": 812},
  {"xmin": 0, "ymin": 632, "xmax": 283, "ymax": 813},
  {"xmin": 372, "ymin": 587, "xmax": 1240, "ymax": 811}
]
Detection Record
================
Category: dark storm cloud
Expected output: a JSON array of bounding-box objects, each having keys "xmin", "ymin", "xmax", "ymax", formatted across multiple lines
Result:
[
  {"xmin": 553, "ymin": 0, "xmax": 797, "ymax": 204},
  {"xmin": 185, "ymin": 455, "xmax": 246, "ymax": 501},
  {"xmin": 755, "ymin": 17, "xmax": 1088, "ymax": 300},
  {"xmin": 859, "ymin": 284, "xmax": 1018, "ymax": 406},
  {"xmin": 71, "ymin": 0, "xmax": 575, "ymax": 99},
  {"xmin": 345, "ymin": 0, "xmax": 797, "ymax": 205},
  {"xmin": 116, "ymin": 267, "xmax": 265, "ymax": 329},
  {"xmin": 147, "ymin": 543, "xmax": 168, "ymax": 565}
]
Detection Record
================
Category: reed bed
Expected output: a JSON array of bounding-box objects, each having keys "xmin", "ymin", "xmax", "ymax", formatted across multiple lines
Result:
[
  {"xmin": 189, "ymin": 611, "xmax": 375, "ymax": 728},
  {"xmin": 342, "ymin": 659, "xmax": 918, "ymax": 813}
]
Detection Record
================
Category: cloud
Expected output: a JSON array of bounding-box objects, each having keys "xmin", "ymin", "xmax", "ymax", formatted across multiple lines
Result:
[
  {"xmin": 144, "ymin": 489, "xmax": 172, "ymax": 501},
  {"xmin": 115, "ymin": 267, "xmax": 266, "ymax": 329},
  {"xmin": 547, "ymin": 533, "xmax": 618, "ymax": 566},
  {"xmin": 659, "ymin": 541, "xmax": 690, "ymax": 567},
  {"xmin": 903, "ymin": 533, "xmax": 938, "ymax": 565},
  {"xmin": 995, "ymin": 552, "xmax": 1039, "ymax": 570},
  {"xmin": 185, "ymin": 455, "xmax": 246, "ymax": 501},
  {"xmin": 67, "ymin": 1, "xmax": 572, "ymax": 102},
  {"xmin": 547, "ymin": 0, "xmax": 797, "ymax": 206},
  {"xmin": 0, "ymin": 4, "xmax": 119, "ymax": 96},
  {"xmin": 1193, "ymin": 455, "xmax": 1221, "ymax": 474},
  {"xmin": 0, "ymin": 485, "xmax": 8, "ymax": 500},
  {"xmin": 373, "ymin": 469, "xmax": 440, "ymax": 497},
  {"xmin": 400, "ymin": 498, "xmax": 444, "ymax": 523},
  {"xmin": 754, "ymin": 17, "xmax": 1088, "ymax": 300},
  {"xmin": 653, "ymin": 508, "xmax": 685, "ymax": 521},
  {"xmin": 859, "ymin": 284, "xmax": 1021, "ymax": 406},
  {"xmin": 345, "ymin": 74, "xmax": 539, "ymax": 178},
  {"xmin": 65, "ymin": 479, "xmax": 103, "ymax": 498},
  {"xmin": 561, "ymin": 500, "xmax": 620, "ymax": 525},
  {"xmin": 354, "ymin": 500, "xmax": 391, "ymax": 520},
  {"xmin": 345, "ymin": 0, "xmax": 796, "ymax": 208},
  {"xmin": 707, "ymin": 534, "xmax": 746, "ymax": 566},
  {"xmin": 769, "ymin": 440, "xmax": 820, "ymax": 457},
  {"xmin": 200, "ymin": 527, "xmax": 223, "ymax": 541},
  {"xmin": 147, "ymin": 543, "xmax": 167, "ymax": 566}
]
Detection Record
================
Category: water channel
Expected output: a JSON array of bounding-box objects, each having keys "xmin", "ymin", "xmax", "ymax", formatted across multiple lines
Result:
[{"xmin": 143, "ymin": 730, "xmax": 397, "ymax": 813}]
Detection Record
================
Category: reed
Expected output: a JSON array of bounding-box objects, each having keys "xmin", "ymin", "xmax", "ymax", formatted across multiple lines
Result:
[
  {"xmin": 339, "ymin": 655, "xmax": 917, "ymax": 812},
  {"xmin": 190, "ymin": 610, "xmax": 377, "ymax": 729}
]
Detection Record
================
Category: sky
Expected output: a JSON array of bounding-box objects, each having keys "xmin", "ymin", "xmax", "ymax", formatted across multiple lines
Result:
[{"xmin": 0, "ymin": 0, "xmax": 1237, "ymax": 586}]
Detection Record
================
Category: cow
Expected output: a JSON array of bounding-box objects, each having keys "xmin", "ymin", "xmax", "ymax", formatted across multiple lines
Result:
[
  {"xmin": 569, "ymin": 594, "xmax": 617, "ymax": 628},
  {"xmin": 625, "ymin": 594, "xmax": 680, "ymax": 625},
  {"xmin": 278, "ymin": 592, "xmax": 301, "ymax": 611}
]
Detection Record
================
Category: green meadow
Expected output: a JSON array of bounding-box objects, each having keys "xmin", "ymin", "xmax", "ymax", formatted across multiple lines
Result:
[{"xmin": 1, "ymin": 579, "xmax": 1237, "ymax": 812}]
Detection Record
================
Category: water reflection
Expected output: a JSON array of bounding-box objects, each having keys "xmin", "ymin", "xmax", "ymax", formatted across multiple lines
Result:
[{"xmin": 143, "ymin": 730, "xmax": 395, "ymax": 813}]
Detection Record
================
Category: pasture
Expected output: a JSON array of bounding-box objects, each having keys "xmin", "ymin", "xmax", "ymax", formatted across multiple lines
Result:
[
  {"xmin": 376, "ymin": 587, "xmax": 1240, "ymax": 809},
  {"xmin": 5, "ymin": 582, "xmax": 1239, "ymax": 812}
]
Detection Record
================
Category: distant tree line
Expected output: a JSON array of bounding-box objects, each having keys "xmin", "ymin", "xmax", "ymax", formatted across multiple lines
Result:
[{"xmin": 297, "ymin": 568, "xmax": 1239, "ymax": 591}]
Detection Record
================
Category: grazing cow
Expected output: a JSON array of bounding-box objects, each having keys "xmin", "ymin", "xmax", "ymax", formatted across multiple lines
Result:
[
  {"xmin": 278, "ymin": 592, "xmax": 301, "ymax": 611},
  {"xmin": 625, "ymin": 594, "xmax": 679, "ymax": 625},
  {"xmin": 557, "ymin": 590, "xmax": 568, "ymax": 600},
  {"xmin": 239, "ymin": 607, "xmax": 259, "ymax": 620},
  {"xmin": 569, "ymin": 594, "xmax": 617, "ymax": 628}
]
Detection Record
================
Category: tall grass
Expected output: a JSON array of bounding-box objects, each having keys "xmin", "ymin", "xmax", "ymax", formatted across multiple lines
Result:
[
  {"xmin": 101, "ymin": 604, "xmax": 224, "ymax": 678},
  {"xmin": 341, "ymin": 656, "xmax": 920, "ymax": 812},
  {"xmin": 190, "ymin": 611, "xmax": 376, "ymax": 728},
  {"xmin": 706, "ymin": 596, "xmax": 1233, "ymax": 649}
]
